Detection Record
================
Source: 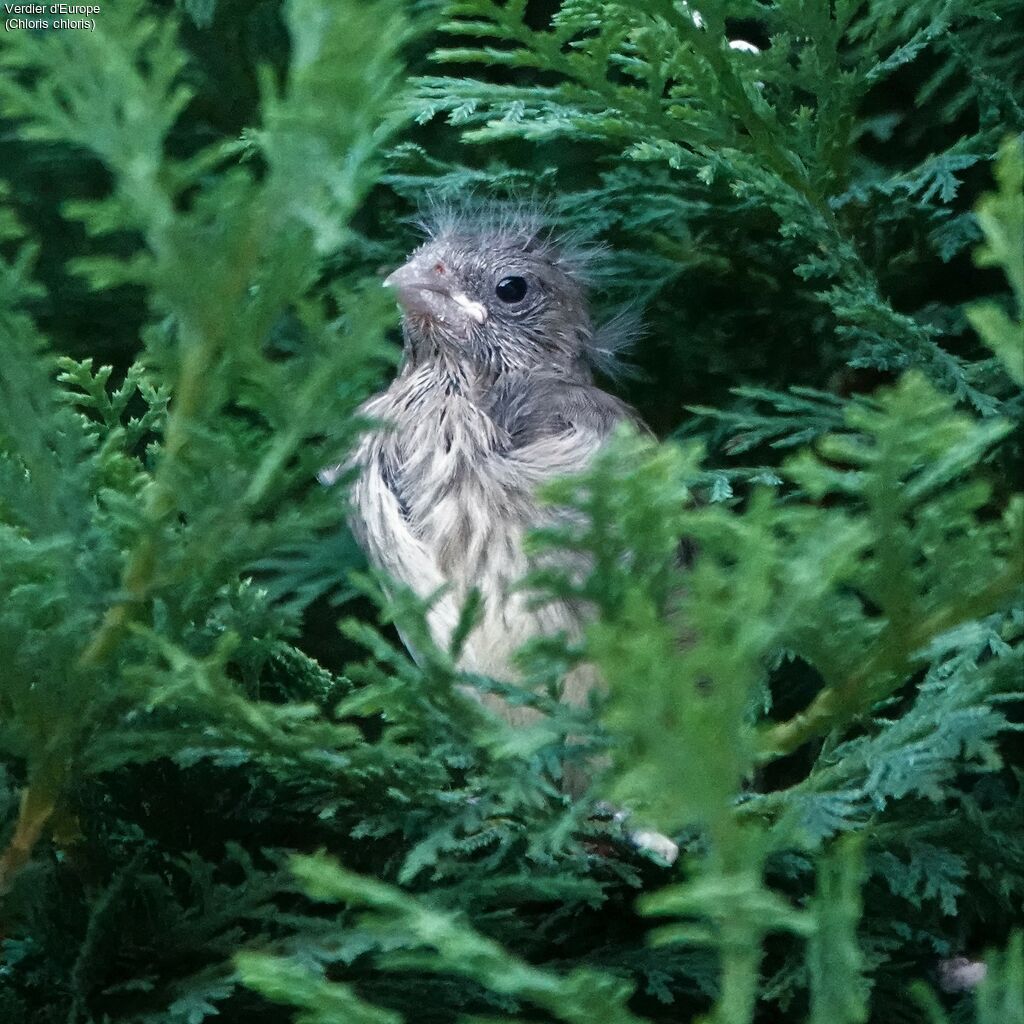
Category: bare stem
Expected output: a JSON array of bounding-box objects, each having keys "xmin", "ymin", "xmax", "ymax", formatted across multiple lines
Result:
[{"xmin": 0, "ymin": 776, "xmax": 58, "ymax": 899}]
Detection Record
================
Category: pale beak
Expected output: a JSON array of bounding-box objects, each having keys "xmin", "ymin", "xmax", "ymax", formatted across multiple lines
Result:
[
  {"xmin": 383, "ymin": 261, "xmax": 488, "ymax": 325},
  {"xmin": 382, "ymin": 261, "xmax": 441, "ymax": 294}
]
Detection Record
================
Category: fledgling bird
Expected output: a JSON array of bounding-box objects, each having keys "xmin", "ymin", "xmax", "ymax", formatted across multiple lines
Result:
[{"xmin": 325, "ymin": 206, "xmax": 676, "ymax": 862}]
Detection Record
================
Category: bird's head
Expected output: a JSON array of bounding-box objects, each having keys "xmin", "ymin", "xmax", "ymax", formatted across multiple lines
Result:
[{"xmin": 384, "ymin": 206, "xmax": 619, "ymax": 378}]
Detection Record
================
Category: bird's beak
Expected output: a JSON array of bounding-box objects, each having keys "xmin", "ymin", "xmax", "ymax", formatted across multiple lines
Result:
[
  {"xmin": 382, "ymin": 261, "xmax": 437, "ymax": 294},
  {"xmin": 383, "ymin": 260, "xmax": 488, "ymax": 325}
]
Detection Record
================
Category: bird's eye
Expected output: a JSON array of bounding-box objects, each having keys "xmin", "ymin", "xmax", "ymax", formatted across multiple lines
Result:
[{"xmin": 495, "ymin": 276, "xmax": 528, "ymax": 303}]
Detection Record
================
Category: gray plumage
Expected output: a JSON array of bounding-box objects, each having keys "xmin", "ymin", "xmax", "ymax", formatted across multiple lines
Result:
[{"xmin": 335, "ymin": 207, "xmax": 642, "ymax": 725}]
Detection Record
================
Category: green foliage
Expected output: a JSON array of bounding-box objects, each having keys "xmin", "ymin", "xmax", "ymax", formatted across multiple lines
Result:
[
  {"xmin": 408, "ymin": 0, "xmax": 1023, "ymax": 422},
  {"xmin": 912, "ymin": 932, "xmax": 1024, "ymax": 1024},
  {"xmin": 240, "ymin": 851, "xmax": 647, "ymax": 1024},
  {"xmin": 0, "ymin": 2, "xmax": 1022, "ymax": 1024},
  {"xmin": 0, "ymin": 0, "xmax": 409, "ymax": 834},
  {"xmin": 966, "ymin": 136, "xmax": 1024, "ymax": 386}
]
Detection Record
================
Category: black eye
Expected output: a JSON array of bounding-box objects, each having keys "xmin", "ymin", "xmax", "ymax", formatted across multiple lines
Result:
[{"xmin": 495, "ymin": 276, "xmax": 528, "ymax": 303}]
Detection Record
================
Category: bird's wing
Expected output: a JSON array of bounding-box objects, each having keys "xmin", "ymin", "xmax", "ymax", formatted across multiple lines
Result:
[
  {"xmin": 489, "ymin": 376, "xmax": 643, "ymax": 483},
  {"xmin": 488, "ymin": 372, "xmax": 640, "ymax": 438}
]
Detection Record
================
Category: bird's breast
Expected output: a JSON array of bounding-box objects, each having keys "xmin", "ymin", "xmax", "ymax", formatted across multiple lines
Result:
[
  {"xmin": 357, "ymin": 377, "xmax": 534, "ymax": 592},
  {"xmin": 349, "ymin": 372, "xmax": 590, "ymax": 685}
]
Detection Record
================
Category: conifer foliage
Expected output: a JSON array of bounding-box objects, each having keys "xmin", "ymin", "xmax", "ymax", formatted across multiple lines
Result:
[{"xmin": 0, "ymin": 2, "xmax": 1022, "ymax": 1023}]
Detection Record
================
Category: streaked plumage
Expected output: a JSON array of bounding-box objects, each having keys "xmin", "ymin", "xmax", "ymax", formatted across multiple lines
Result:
[
  {"xmin": 338, "ymin": 208, "xmax": 640, "ymax": 724},
  {"xmin": 327, "ymin": 207, "xmax": 679, "ymax": 861}
]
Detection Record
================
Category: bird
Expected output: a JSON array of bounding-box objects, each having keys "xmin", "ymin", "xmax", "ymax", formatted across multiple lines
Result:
[{"xmin": 325, "ymin": 205, "xmax": 677, "ymax": 862}]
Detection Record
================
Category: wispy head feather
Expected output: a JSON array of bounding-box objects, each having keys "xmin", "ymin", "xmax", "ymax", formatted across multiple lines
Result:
[
  {"xmin": 393, "ymin": 196, "xmax": 640, "ymax": 378},
  {"xmin": 413, "ymin": 196, "xmax": 607, "ymax": 284},
  {"xmin": 588, "ymin": 305, "xmax": 643, "ymax": 381}
]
